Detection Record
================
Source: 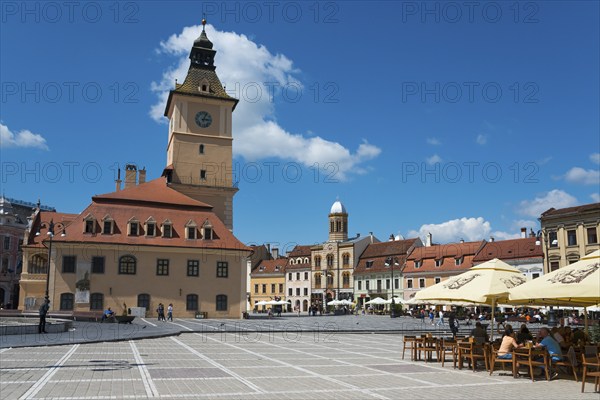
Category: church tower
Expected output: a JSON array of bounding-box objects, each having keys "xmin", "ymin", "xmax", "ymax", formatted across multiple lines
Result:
[
  {"xmin": 163, "ymin": 19, "xmax": 238, "ymax": 230},
  {"xmin": 328, "ymin": 200, "xmax": 348, "ymax": 242}
]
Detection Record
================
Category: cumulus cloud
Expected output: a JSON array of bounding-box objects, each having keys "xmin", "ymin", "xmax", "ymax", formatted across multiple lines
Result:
[
  {"xmin": 590, "ymin": 153, "xmax": 600, "ymax": 164},
  {"xmin": 476, "ymin": 134, "xmax": 488, "ymax": 145},
  {"xmin": 591, "ymin": 193, "xmax": 600, "ymax": 202},
  {"xmin": 425, "ymin": 154, "xmax": 442, "ymax": 165},
  {"xmin": 562, "ymin": 167, "xmax": 600, "ymax": 185},
  {"xmin": 150, "ymin": 24, "xmax": 381, "ymax": 180},
  {"xmin": 0, "ymin": 123, "xmax": 48, "ymax": 150},
  {"xmin": 427, "ymin": 137, "xmax": 441, "ymax": 145},
  {"xmin": 517, "ymin": 189, "xmax": 578, "ymax": 218},
  {"xmin": 407, "ymin": 217, "xmax": 492, "ymax": 243}
]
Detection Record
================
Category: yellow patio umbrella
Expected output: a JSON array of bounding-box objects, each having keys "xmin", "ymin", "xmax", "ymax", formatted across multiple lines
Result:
[
  {"xmin": 508, "ymin": 250, "xmax": 600, "ymax": 333},
  {"xmin": 414, "ymin": 258, "xmax": 528, "ymax": 339}
]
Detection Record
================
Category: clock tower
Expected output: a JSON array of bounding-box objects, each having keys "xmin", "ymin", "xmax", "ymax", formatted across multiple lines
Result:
[{"xmin": 163, "ymin": 19, "xmax": 238, "ymax": 230}]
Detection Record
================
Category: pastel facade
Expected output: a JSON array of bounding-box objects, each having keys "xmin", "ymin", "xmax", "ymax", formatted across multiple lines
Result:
[{"xmin": 285, "ymin": 245, "xmax": 312, "ymax": 312}]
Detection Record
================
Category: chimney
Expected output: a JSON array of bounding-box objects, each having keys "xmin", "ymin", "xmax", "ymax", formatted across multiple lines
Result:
[
  {"xmin": 425, "ymin": 232, "xmax": 432, "ymax": 247},
  {"xmin": 520, "ymin": 227, "xmax": 527, "ymax": 239},
  {"xmin": 266, "ymin": 243, "xmax": 271, "ymax": 255},
  {"xmin": 272, "ymin": 247, "xmax": 279, "ymax": 259},
  {"xmin": 490, "ymin": 236, "xmax": 495, "ymax": 242},
  {"xmin": 124, "ymin": 164, "xmax": 137, "ymax": 189},
  {"xmin": 356, "ymin": 233, "xmax": 360, "ymax": 238},
  {"xmin": 389, "ymin": 233, "xmax": 395, "ymax": 241},
  {"xmin": 370, "ymin": 232, "xmax": 374, "ymax": 243},
  {"xmin": 460, "ymin": 238, "xmax": 464, "ymax": 243},
  {"xmin": 139, "ymin": 168, "xmax": 146, "ymax": 184},
  {"xmin": 115, "ymin": 168, "xmax": 122, "ymax": 191},
  {"xmin": 529, "ymin": 228, "xmax": 536, "ymax": 238}
]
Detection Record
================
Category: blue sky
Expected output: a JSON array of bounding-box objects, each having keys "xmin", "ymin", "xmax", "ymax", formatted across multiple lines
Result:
[{"xmin": 1, "ymin": 1, "xmax": 599, "ymax": 253}]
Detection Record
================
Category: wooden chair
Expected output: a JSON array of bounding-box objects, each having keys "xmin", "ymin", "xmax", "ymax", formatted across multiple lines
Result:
[
  {"xmin": 551, "ymin": 353, "xmax": 578, "ymax": 382},
  {"xmin": 402, "ymin": 335, "xmax": 417, "ymax": 360},
  {"xmin": 417, "ymin": 336, "xmax": 439, "ymax": 363},
  {"xmin": 488, "ymin": 342, "xmax": 516, "ymax": 377},
  {"xmin": 457, "ymin": 341, "xmax": 488, "ymax": 372},
  {"xmin": 514, "ymin": 347, "xmax": 549, "ymax": 382},
  {"xmin": 440, "ymin": 338, "xmax": 458, "ymax": 368},
  {"xmin": 581, "ymin": 354, "xmax": 600, "ymax": 393}
]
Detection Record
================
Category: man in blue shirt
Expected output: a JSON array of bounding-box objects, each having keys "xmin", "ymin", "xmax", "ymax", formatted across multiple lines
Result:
[{"xmin": 535, "ymin": 327, "xmax": 562, "ymax": 379}]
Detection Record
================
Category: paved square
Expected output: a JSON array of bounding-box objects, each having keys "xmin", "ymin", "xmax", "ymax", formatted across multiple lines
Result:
[{"xmin": 1, "ymin": 331, "xmax": 597, "ymax": 399}]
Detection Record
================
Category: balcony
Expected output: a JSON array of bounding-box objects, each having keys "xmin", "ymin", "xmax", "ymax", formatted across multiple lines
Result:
[{"xmin": 20, "ymin": 273, "xmax": 47, "ymax": 281}]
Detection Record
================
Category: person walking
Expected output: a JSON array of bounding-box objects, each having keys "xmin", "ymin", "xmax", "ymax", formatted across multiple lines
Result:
[
  {"xmin": 448, "ymin": 312, "xmax": 459, "ymax": 337},
  {"xmin": 38, "ymin": 297, "xmax": 50, "ymax": 333},
  {"xmin": 436, "ymin": 310, "xmax": 445, "ymax": 327},
  {"xmin": 157, "ymin": 303, "xmax": 166, "ymax": 321},
  {"xmin": 429, "ymin": 309, "xmax": 435, "ymax": 325},
  {"xmin": 167, "ymin": 304, "xmax": 173, "ymax": 321}
]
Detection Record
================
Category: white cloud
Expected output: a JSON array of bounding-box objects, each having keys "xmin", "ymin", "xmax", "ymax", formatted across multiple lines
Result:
[
  {"xmin": 425, "ymin": 154, "xmax": 442, "ymax": 165},
  {"xmin": 408, "ymin": 217, "xmax": 492, "ymax": 243},
  {"xmin": 590, "ymin": 153, "xmax": 600, "ymax": 164},
  {"xmin": 150, "ymin": 25, "xmax": 381, "ymax": 180},
  {"xmin": 476, "ymin": 134, "xmax": 488, "ymax": 145},
  {"xmin": 0, "ymin": 123, "xmax": 48, "ymax": 150},
  {"xmin": 427, "ymin": 137, "xmax": 441, "ymax": 145},
  {"xmin": 562, "ymin": 167, "xmax": 600, "ymax": 185},
  {"xmin": 591, "ymin": 193, "xmax": 600, "ymax": 202},
  {"xmin": 517, "ymin": 189, "xmax": 578, "ymax": 217}
]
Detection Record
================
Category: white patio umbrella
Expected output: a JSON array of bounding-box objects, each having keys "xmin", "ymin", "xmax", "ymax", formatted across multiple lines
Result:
[
  {"xmin": 384, "ymin": 297, "xmax": 405, "ymax": 305},
  {"xmin": 327, "ymin": 299, "xmax": 342, "ymax": 306},
  {"xmin": 339, "ymin": 299, "xmax": 354, "ymax": 306},
  {"xmin": 414, "ymin": 258, "xmax": 528, "ymax": 339},
  {"xmin": 255, "ymin": 300, "xmax": 269, "ymax": 306},
  {"xmin": 365, "ymin": 297, "xmax": 387, "ymax": 305},
  {"xmin": 508, "ymin": 250, "xmax": 600, "ymax": 333}
]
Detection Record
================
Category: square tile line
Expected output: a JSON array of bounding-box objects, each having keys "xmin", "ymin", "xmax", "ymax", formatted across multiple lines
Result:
[
  {"xmin": 197, "ymin": 335, "xmax": 391, "ymax": 400},
  {"xmin": 129, "ymin": 340, "xmax": 159, "ymax": 398}
]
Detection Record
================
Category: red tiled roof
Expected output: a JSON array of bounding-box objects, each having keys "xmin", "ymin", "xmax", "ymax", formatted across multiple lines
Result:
[
  {"xmin": 473, "ymin": 237, "xmax": 543, "ymax": 263},
  {"xmin": 93, "ymin": 178, "xmax": 213, "ymax": 209},
  {"xmin": 25, "ymin": 187, "xmax": 250, "ymax": 253},
  {"xmin": 251, "ymin": 259, "xmax": 288, "ymax": 275},
  {"xmin": 285, "ymin": 262, "xmax": 311, "ymax": 270},
  {"xmin": 403, "ymin": 241, "xmax": 486, "ymax": 275},
  {"xmin": 355, "ymin": 239, "xmax": 419, "ymax": 274},
  {"xmin": 541, "ymin": 202, "xmax": 600, "ymax": 218},
  {"xmin": 288, "ymin": 245, "xmax": 312, "ymax": 258}
]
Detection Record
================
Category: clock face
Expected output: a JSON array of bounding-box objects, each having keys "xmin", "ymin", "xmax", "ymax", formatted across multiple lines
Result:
[{"xmin": 195, "ymin": 111, "xmax": 212, "ymax": 128}]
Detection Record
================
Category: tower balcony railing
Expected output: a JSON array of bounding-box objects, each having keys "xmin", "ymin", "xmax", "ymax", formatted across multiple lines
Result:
[{"xmin": 173, "ymin": 176, "xmax": 239, "ymax": 188}]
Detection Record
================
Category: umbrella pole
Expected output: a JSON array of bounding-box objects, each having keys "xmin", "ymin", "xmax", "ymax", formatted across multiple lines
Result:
[
  {"xmin": 491, "ymin": 298, "xmax": 496, "ymax": 341},
  {"xmin": 584, "ymin": 306, "xmax": 588, "ymax": 337}
]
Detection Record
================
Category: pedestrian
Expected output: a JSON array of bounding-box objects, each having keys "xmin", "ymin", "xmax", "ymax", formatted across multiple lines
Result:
[
  {"xmin": 436, "ymin": 310, "xmax": 445, "ymax": 327},
  {"xmin": 448, "ymin": 312, "xmax": 459, "ymax": 337},
  {"xmin": 429, "ymin": 309, "xmax": 435, "ymax": 325},
  {"xmin": 167, "ymin": 303, "xmax": 173, "ymax": 321},
  {"xmin": 157, "ymin": 303, "xmax": 165, "ymax": 321},
  {"xmin": 38, "ymin": 297, "xmax": 50, "ymax": 333}
]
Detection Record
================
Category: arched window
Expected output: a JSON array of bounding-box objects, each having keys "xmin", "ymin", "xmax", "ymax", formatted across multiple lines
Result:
[
  {"xmin": 314, "ymin": 256, "xmax": 321, "ymax": 268},
  {"xmin": 343, "ymin": 272, "xmax": 351, "ymax": 288},
  {"xmin": 90, "ymin": 293, "xmax": 103, "ymax": 310},
  {"xmin": 119, "ymin": 255, "xmax": 136, "ymax": 275},
  {"xmin": 326, "ymin": 254, "xmax": 334, "ymax": 267},
  {"xmin": 314, "ymin": 273, "xmax": 322, "ymax": 288},
  {"xmin": 216, "ymin": 294, "xmax": 227, "ymax": 311},
  {"xmin": 330, "ymin": 221, "xmax": 334, "ymax": 232},
  {"xmin": 342, "ymin": 253, "xmax": 350, "ymax": 267},
  {"xmin": 327, "ymin": 273, "xmax": 334, "ymax": 286},
  {"xmin": 60, "ymin": 293, "xmax": 74, "ymax": 310},
  {"xmin": 187, "ymin": 294, "xmax": 199, "ymax": 311},
  {"xmin": 29, "ymin": 254, "xmax": 47, "ymax": 274},
  {"xmin": 199, "ymin": 144, "xmax": 205, "ymax": 154},
  {"xmin": 138, "ymin": 293, "xmax": 150, "ymax": 310}
]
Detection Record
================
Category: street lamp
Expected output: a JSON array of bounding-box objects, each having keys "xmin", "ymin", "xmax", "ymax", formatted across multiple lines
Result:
[
  {"xmin": 385, "ymin": 256, "xmax": 400, "ymax": 318},
  {"xmin": 36, "ymin": 220, "xmax": 67, "ymax": 298},
  {"xmin": 536, "ymin": 229, "xmax": 558, "ymax": 327}
]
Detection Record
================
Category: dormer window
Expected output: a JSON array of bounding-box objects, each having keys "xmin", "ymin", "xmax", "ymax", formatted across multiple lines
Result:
[
  {"xmin": 83, "ymin": 214, "xmax": 96, "ymax": 234},
  {"xmin": 199, "ymin": 78, "xmax": 210, "ymax": 93},
  {"xmin": 435, "ymin": 258, "xmax": 443, "ymax": 267},
  {"xmin": 414, "ymin": 260, "xmax": 422, "ymax": 269},
  {"xmin": 455, "ymin": 257, "xmax": 463, "ymax": 266},
  {"xmin": 275, "ymin": 266, "xmax": 280, "ymax": 272},
  {"xmin": 145, "ymin": 217, "xmax": 156, "ymax": 237},
  {"xmin": 259, "ymin": 266, "xmax": 265, "ymax": 271},
  {"xmin": 162, "ymin": 220, "xmax": 172, "ymax": 238},
  {"xmin": 102, "ymin": 216, "xmax": 113, "ymax": 235},
  {"xmin": 366, "ymin": 260, "xmax": 373, "ymax": 269},
  {"xmin": 128, "ymin": 218, "xmax": 139, "ymax": 236},
  {"xmin": 185, "ymin": 220, "xmax": 197, "ymax": 240}
]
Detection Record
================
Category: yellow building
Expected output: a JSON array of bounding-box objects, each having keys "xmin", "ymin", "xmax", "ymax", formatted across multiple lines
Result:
[
  {"xmin": 250, "ymin": 259, "xmax": 287, "ymax": 312},
  {"xmin": 18, "ymin": 23, "xmax": 253, "ymax": 319}
]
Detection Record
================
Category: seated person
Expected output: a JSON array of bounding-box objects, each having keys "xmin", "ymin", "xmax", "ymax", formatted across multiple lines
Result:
[
  {"xmin": 497, "ymin": 326, "xmax": 522, "ymax": 359},
  {"xmin": 551, "ymin": 327, "xmax": 566, "ymax": 348},
  {"xmin": 534, "ymin": 327, "xmax": 563, "ymax": 379},
  {"xmin": 102, "ymin": 307, "xmax": 115, "ymax": 321},
  {"xmin": 572, "ymin": 328, "xmax": 587, "ymax": 345},
  {"xmin": 516, "ymin": 324, "xmax": 533, "ymax": 344},
  {"xmin": 470, "ymin": 321, "xmax": 489, "ymax": 344}
]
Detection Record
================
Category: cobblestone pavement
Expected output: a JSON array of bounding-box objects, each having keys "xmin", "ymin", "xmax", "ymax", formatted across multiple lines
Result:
[{"xmin": 1, "ymin": 331, "xmax": 597, "ymax": 400}]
